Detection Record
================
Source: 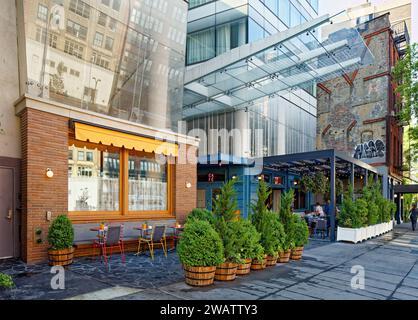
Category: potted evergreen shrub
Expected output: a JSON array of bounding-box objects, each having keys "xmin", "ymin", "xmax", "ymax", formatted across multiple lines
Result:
[
  {"xmin": 291, "ymin": 215, "xmax": 309, "ymax": 260},
  {"xmin": 212, "ymin": 179, "xmax": 242, "ymax": 281},
  {"xmin": 177, "ymin": 220, "xmax": 224, "ymax": 287},
  {"xmin": 47, "ymin": 215, "xmax": 75, "ymax": 266},
  {"xmin": 278, "ymin": 189, "xmax": 295, "ymax": 263},
  {"xmin": 185, "ymin": 208, "xmax": 216, "ymax": 225},
  {"xmin": 250, "ymin": 181, "xmax": 283, "ymax": 268},
  {"xmin": 233, "ymin": 219, "xmax": 263, "ymax": 276},
  {"xmin": 0, "ymin": 273, "xmax": 14, "ymax": 292}
]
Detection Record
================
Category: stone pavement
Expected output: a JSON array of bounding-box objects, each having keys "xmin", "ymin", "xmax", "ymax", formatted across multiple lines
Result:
[{"xmin": 1, "ymin": 224, "xmax": 418, "ymax": 300}]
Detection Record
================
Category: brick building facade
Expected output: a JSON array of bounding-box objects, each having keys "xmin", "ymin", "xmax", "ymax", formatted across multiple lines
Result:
[{"xmin": 317, "ymin": 13, "xmax": 408, "ymax": 196}]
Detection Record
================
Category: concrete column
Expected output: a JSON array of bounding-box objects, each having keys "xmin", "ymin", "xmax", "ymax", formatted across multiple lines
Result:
[{"xmin": 233, "ymin": 110, "xmax": 250, "ymax": 158}]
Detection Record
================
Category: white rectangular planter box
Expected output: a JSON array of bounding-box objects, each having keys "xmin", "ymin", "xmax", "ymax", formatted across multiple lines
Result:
[
  {"xmin": 366, "ymin": 226, "xmax": 374, "ymax": 239},
  {"xmin": 337, "ymin": 227, "xmax": 366, "ymax": 244},
  {"xmin": 337, "ymin": 222, "xmax": 394, "ymax": 244}
]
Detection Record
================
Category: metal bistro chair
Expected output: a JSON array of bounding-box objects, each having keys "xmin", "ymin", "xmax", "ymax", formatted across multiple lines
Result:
[
  {"xmin": 94, "ymin": 225, "xmax": 126, "ymax": 270},
  {"xmin": 314, "ymin": 219, "xmax": 328, "ymax": 239},
  {"xmin": 137, "ymin": 225, "xmax": 167, "ymax": 260}
]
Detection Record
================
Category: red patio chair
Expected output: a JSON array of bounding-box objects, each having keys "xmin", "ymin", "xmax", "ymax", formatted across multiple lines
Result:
[{"xmin": 94, "ymin": 225, "xmax": 125, "ymax": 269}]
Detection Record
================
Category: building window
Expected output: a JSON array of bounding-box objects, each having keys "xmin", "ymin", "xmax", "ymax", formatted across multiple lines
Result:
[
  {"xmin": 109, "ymin": 18, "xmax": 117, "ymax": 31},
  {"xmin": 86, "ymin": 151, "xmax": 93, "ymax": 161},
  {"xmin": 189, "ymin": 0, "xmax": 213, "ymax": 8},
  {"xmin": 70, "ymin": 69, "xmax": 80, "ymax": 77},
  {"xmin": 91, "ymin": 52, "xmax": 110, "ymax": 69},
  {"xmin": 105, "ymin": 36, "xmax": 114, "ymax": 51},
  {"xmin": 94, "ymin": 32, "xmax": 104, "ymax": 47},
  {"xmin": 69, "ymin": 0, "xmax": 91, "ymax": 19},
  {"xmin": 68, "ymin": 150, "xmax": 73, "ymax": 160},
  {"xmin": 64, "ymin": 40, "xmax": 84, "ymax": 59},
  {"xmin": 112, "ymin": 0, "xmax": 121, "ymax": 11},
  {"xmin": 98, "ymin": 11, "xmax": 107, "ymax": 26},
  {"xmin": 35, "ymin": 27, "xmax": 57, "ymax": 48},
  {"xmin": 216, "ymin": 18, "xmax": 247, "ymax": 55},
  {"xmin": 66, "ymin": 20, "xmax": 88, "ymax": 40},
  {"xmin": 101, "ymin": 0, "xmax": 110, "ymax": 6},
  {"xmin": 37, "ymin": 4, "xmax": 48, "ymax": 21},
  {"xmin": 78, "ymin": 150, "xmax": 85, "ymax": 161},
  {"xmin": 279, "ymin": 0, "xmax": 291, "ymax": 26},
  {"xmin": 77, "ymin": 166, "xmax": 92, "ymax": 177},
  {"xmin": 69, "ymin": 145, "xmax": 120, "ymax": 212},
  {"xmin": 68, "ymin": 142, "xmax": 173, "ymax": 216},
  {"xmin": 294, "ymin": 189, "xmax": 306, "ymax": 210},
  {"xmin": 186, "ymin": 28, "xmax": 215, "ymax": 65},
  {"xmin": 128, "ymin": 155, "xmax": 168, "ymax": 211}
]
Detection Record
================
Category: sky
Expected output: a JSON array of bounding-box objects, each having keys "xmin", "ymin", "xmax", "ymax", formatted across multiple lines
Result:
[{"xmin": 319, "ymin": 0, "xmax": 417, "ymax": 42}]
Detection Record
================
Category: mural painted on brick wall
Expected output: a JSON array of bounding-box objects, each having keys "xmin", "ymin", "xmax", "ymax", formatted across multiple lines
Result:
[{"xmin": 353, "ymin": 139, "xmax": 386, "ymax": 164}]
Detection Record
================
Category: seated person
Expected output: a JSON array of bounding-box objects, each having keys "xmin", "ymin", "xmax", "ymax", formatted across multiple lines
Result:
[{"xmin": 314, "ymin": 202, "xmax": 325, "ymax": 217}]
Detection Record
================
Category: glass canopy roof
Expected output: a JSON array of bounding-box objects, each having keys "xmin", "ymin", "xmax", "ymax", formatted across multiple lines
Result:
[{"xmin": 183, "ymin": 14, "xmax": 374, "ymax": 119}]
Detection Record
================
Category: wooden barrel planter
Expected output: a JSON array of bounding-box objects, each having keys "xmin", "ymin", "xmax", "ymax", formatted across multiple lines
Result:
[
  {"xmin": 291, "ymin": 247, "xmax": 304, "ymax": 261},
  {"xmin": 250, "ymin": 256, "xmax": 267, "ymax": 271},
  {"xmin": 278, "ymin": 250, "xmax": 291, "ymax": 263},
  {"xmin": 48, "ymin": 247, "xmax": 75, "ymax": 266},
  {"xmin": 215, "ymin": 262, "xmax": 238, "ymax": 281},
  {"xmin": 183, "ymin": 266, "xmax": 216, "ymax": 287},
  {"xmin": 236, "ymin": 259, "xmax": 252, "ymax": 276},
  {"xmin": 266, "ymin": 255, "xmax": 278, "ymax": 267}
]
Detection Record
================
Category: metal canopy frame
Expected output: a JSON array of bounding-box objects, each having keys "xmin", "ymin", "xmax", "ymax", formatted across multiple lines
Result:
[
  {"xmin": 183, "ymin": 13, "xmax": 374, "ymax": 119},
  {"xmin": 262, "ymin": 149, "xmax": 382, "ymax": 242}
]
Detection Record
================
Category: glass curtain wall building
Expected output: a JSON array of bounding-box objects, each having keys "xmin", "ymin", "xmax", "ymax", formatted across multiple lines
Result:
[{"xmin": 185, "ymin": 0, "xmax": 319, "ymax": 158}]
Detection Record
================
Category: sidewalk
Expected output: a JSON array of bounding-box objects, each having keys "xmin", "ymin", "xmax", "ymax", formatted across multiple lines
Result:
[{"xmin": 1, "ymin": 224, "xmax": 417, "ymax": 300}]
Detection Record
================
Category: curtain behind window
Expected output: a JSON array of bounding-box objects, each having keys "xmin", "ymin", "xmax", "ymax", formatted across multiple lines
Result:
[{"xmin": 187, "ymin": 28, "xmax": 215, "ymax": 64}]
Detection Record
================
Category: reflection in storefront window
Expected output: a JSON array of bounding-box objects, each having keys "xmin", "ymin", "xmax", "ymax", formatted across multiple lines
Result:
[
  {"xmin": 24, "ymin": 0, "xmax": 187, "ymax": 130},
  {"xmin": 128, "ymin": 155, "xmax": 168, "ymax": 211},
  {"xmin": 68, "ymin": 145, "xmax": 120, "ymax": 212}
]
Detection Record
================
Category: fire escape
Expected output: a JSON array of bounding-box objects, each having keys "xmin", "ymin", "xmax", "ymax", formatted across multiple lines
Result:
[{"xmin": 392, "ymin": 21, "xmax": 410, "ymax": 57}]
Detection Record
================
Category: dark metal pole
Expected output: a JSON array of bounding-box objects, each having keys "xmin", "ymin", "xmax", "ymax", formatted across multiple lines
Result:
[
  {"xmin": 330, "ymin": 156, "xmax": 336, "ymax": 242},
  {"xmin": 364, "ymin": 169, "xmax": 368, "ymax": 186},
  {"xmin": 350, "ymin": 163, "xmax": 355, "ymax": 200}
]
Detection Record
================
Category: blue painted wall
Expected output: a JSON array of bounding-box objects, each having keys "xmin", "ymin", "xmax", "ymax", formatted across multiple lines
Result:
[{"xmin": 197, "ymin": 164, "xmax": 314, "ymax": 218}]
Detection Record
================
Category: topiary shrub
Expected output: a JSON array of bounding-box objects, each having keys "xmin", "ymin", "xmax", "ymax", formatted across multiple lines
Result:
[
  {"xmin": 279, "ymin": 189, "xmax": 295, "ymax": 250},
  {"xmin": 47, "ymin": 215, "xmax": 74, "ymax": 250},
  {"xmin": 177, "ymin": 220, "xmax": 224, "ymax": 267},
  {"xmin": 232, "ymin": 219, "xmax": 264, "ymax": 261},
  {"xmin": 0, "ymin": 273, "xmax": 14, "ymax": 289},
  {"xmin": 185, "ymin": 208, "xmax": 215, "ymax": 225},
  {"xmin": 292, "ymin": 215, "xmax": 309, "ymax": 247}
]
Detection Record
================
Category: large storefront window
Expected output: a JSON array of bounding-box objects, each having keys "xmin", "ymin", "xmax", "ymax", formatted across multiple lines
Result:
[
  {"xmin": 128, "ymin": 155, "xmax": 168, "ymax": 211},
  {"xmin": 68, "ymin": 145, "xmax": 120, "ymax": 212}
]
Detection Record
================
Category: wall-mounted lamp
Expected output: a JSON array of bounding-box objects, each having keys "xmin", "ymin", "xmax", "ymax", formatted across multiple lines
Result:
[
  {"xmin": 185, "ymin": 182, "xmax": 192, "ymax": 189},
  {"xmin": 232, "ymin": 175, "xmax": 237, "ymax": 180},
  {"xmin": 401, "ymin": 196, "xmax": 404, "ymax": 200},
  {"xmin": 394, "ymin": 194, "xmax": 398, "ymax": 198},
  {"xmin": 46, "ymin": 168, "xmax": 54, "ymax": 178}
]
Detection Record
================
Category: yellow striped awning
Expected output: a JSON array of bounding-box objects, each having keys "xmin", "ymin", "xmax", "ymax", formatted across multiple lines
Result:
[{"xmin": 74, "ymin": 123, "xmax": 178, "ymax": 157}]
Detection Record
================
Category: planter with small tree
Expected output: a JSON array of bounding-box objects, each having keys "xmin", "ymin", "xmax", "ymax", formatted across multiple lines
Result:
[
  {"xmin": 291, "ymin": 215, "xmax": 309, "ymax": 260},
  {"xmin": 212, "ymin": 179, "xmax": 242, "ymax": 281},
  {"xmin": 177, "ymin": 220, "xmax": 224, "ymax": 287},
  {"xmin": 278, "ymin": 189, "xmax": 295, "ymax": 263},
  {"xmin": 250, "ymin": 180, "xmax": 283, "ymax": 268},
  {"xmin": 47, "ymin": 215, "xmax": 75, "ymax": 266}
]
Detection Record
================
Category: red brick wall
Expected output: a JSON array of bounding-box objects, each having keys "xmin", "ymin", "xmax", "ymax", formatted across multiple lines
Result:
[
  {"xmin": 21, "ymin": 108, "xmax": 69, "ymax": 263},
  {"xmin": 175, "ymin": 144, "xmax": 197, "ymax": 223}
]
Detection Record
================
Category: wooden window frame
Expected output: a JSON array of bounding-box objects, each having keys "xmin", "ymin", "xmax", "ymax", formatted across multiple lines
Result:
[{"xmin": 68, "ymin": 138, "xmax": 174, "ymax": 223}]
